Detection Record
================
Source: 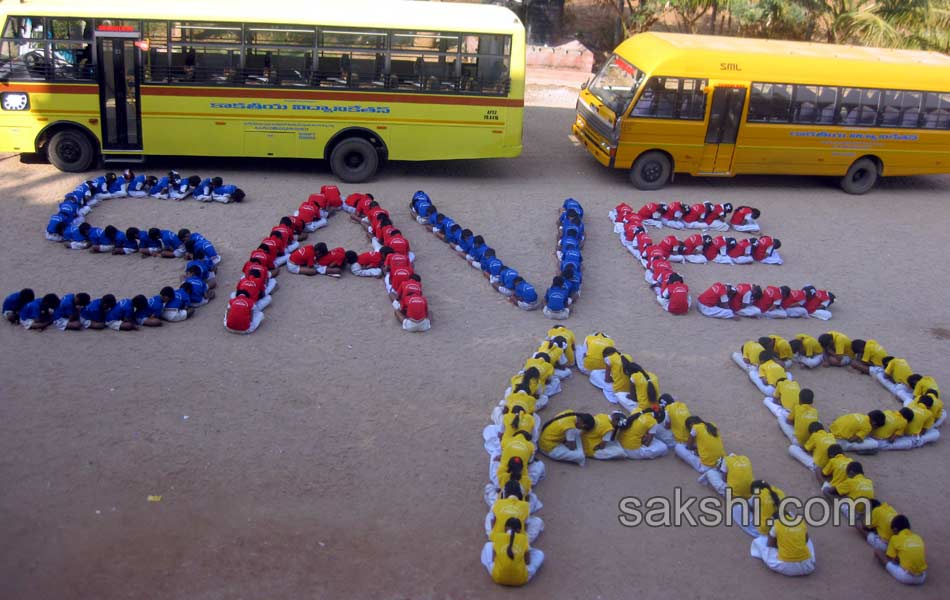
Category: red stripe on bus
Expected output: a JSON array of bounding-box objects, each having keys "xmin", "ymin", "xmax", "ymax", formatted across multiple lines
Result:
[
  {"xmin": 141, "ymin": 86, "xmax": 525, "ymax": 107},
  {"xmin": 0, "ymin": 83, "xmax": 96, "ymax": 94}
]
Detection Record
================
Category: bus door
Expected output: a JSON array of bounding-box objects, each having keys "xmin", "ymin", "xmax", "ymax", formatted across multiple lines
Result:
[
  {"xmin": 95, "ymin": 30, "xmax": 143, "ymax": 151},
  {"xmin": 699, "ymin": 85, "xmax": 746, "ymax": 174}
]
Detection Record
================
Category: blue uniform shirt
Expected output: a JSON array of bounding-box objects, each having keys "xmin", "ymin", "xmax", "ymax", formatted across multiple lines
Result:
[
  {"xmin": 196, "ymin": 178, "xmax": 213, "ymax": 197},
  {"xmin": 469, "ymin": 243, "xmax": 488, "ymax": 264},
  {"xmin": 437, "ymin": 217, "xmax": 455, "ymax": 236},
  {"xmin": 3, "ymin": 291, "xmax": 23, "ymax": 313},
  {"xmin": 47, "ymin": 213, "xmax": 67, "ymax": 235},
  {"xmin": 457, "ymin": 235, "xmax": 475, "ymax": 255},
  {"xmin": 58, "ymin": 201, "xmax": 79, "ymax": 219},
  {"xmin": 129, "ymin": 175, "xmax": 147, "ymax": 194},
  {"xmin": 52, "ymin": 294, "xmax": 77, "ymax": 320},
  {"xmin": 563, "ymin": 271, "xmax": 582, "ymax": 295},
  {"xmin": 106, "ymin": 298, "xmax": 134, "ymax": 322},
  {"xmin": 560, "ymin": 235, "xmax": 580, "ymax": 253},
  {"xmin": 426, "ymin": 211, "xmax": 439, "ymax": 227},
  {"xmin": 545, "ymin": 286, "xmax": 569, "ymax": 311},
  {"xmin": 80, "ymin": 299, "xmax": 107, "ymax": 322},
  {"xmin": 562, "ymin": 198, "xmax": 584, "ymax": 217},
  {"xmin": 108, "ymin": 178, "xmax": 125, "ymax": 194},
  {"xmin": 515, "ymin": 280, "xmax": 538, "ymax": 303},
  {"xmin": 561, "ymin": 248, "xmax": 583, "ymax": 266},
  {"xmin": 64, "ymin": 224, "xmax": 87, "ymax": 243},
  {"xmin": 135, "ymin": 295, "xmax": 164, "ymax": 320},
  {"xmin": 139, "ymin": 231, "xmax": 162, "ymax": 250},
  {"xmin": 19, "ymin": 299, "xmax": 43, "ymax": 321},
  {"xmin": 445, "ymin": 227, "xmax": 462, "ymax": 246},
  {"xmin": 90, "ymin": 176, "xmax": 108, "ymax": 195},
  {"xmin": 160, "ymin": 229, "xmax": 182, "ymax": 250},
  {"xmin": 195, "ymin": 239, "xmax": 218, "ymax": 260},
  {"xmin": 213, "ymin": 184, "xmax": 238, "ymax": 195},
  {"xmin": 165, "ymin": 289, "xmax": 191, "ymax": 310},
  {"xmin": 500, "ymin": 268, "xmax": 519, "ymax": 289},
  {"xmin": 184, "ymin": 277, "xmax": 207, "ymax": 304},
  {"xmin": 149, "ymin": 176, "xmax": 169, "ymax": 195},
  {"xmin": 186, "ymin": 259, "xmax": 213, "ymax": 280},
  {"xmin": 482, "ymin": 256, "xmax": 504, "ymax": 277},
  {"xmin": 87, "ymin": 227, "xmax": 106, "ymax": 245}
]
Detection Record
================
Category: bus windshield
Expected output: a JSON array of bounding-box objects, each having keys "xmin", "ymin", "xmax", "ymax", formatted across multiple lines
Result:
[{"xmin": 588, "ymin": 55, "xmax": 643, "ymax": 117}]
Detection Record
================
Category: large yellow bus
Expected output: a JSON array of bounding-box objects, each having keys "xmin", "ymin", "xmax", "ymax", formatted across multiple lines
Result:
[
  {"xmin": 0, "ymin": 0, "xmax": 525, "ymax": 181},
  {"xmin": 573, "ymin": 32, "xmax": 950, "ymax": 194}
]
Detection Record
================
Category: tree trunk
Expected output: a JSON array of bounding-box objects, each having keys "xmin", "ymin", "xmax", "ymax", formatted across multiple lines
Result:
[{"xmin": 710, "ymin": 1, "xmax": 719, "ymax": 35}]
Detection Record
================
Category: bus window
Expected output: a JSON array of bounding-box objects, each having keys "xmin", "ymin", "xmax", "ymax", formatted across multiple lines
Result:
[
  {"xmin": 878, "ymin": 90, "xmax": 902, "ymax": 126},
  {"xmin": 791, "ymin": 85, "xmax": 818, "ymax": 123},
  {"xmin": 143, "ymin": 21, "xmax": 170, "ymax": 83},
  {"xmin": 320, "ymin": 29, "xmax": 387, "ymax": 50},
  {"xmin": 856, "ymin": 89, "xmax": 881, "ymax": 126},
  {"xmin": 679, "ymin": 79, "xmax": 708, "ymax": 120},
  {"xmin": 0, "ymin": 15, "xmax": 48, "ymax": 80},
  {"xmin": 899, "ymin": 91, "xmax": 922, "ymax": 128},
  {"xmin": 838, "ymin": 88, "xmax": 862, "ymax": 124},
  {"xmin": 245, "ymin": 24, "xmax": 314, "ymax": 47},
  {"xmin": 632, "ymin": 77, "xmax": 681, "ymax": 118},
  {"xmin": 170, "ymin": 46, "xmax": 240, "ymax": 83},
  {"xmin": 814, "ymin": 86, "xmax": 838, "ymax": 124},
  {"xmin": 587, "ymin": 55, "xmax": 642, "ymax": 117},
  {"xmin": 921, "ymin": 92, "xmax": 950, "ymax": 129},
  {"xmin": 391, "ymin": 31, "xmax": 459, "ymax": 92},
  {"xmin": 315, "ymin": 50, "xmax": 383, "ymax": 88},
  {"xmin": 749, "ymin": 83, "xmax": 793, "ymax": 123},
  {"xmin": 459, "ymin": 34, "xmax": 510, "ymax": 95},
  {"xmin": 172, "ymin": 21, "xmax": 242, "ymax": 44},
  {"xmin": 49, "ymin": 18, "xmax": 93, "ymax": 81}
]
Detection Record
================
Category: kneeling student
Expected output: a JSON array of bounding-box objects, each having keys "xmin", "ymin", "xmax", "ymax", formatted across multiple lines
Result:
[
  {"xmin": 485, "ymin": 481, "xmax": 544, "ymax": 543},
  {"xmin": 159, "ymin": 286, "xmax": 193, "ymax": 322},
  {"xmin": 17, "ymin": 293, "xmax": 60, "ymax": 330},
  {"xmin": 538, "ymin": 411, "xmax": 594, "ymax": 465},
  {"xmin": 610, "ymin": 410, "xmax": 669, "ymax": 460},
  {"xmin": 395, "ymin": 290, "xmax": 431, "ymax": 333},
  {"xmin": 481, "ymin": 519, "xmax": 544, "ymax": 586},
  {"xmin": 750, "ymin": 505, "xmax": 817, "ymax": 577},
  {"xmin": 52, "ymin": 292, "xmax": 91, "ymax": 331},
  {"xmin": 873, "ymin": 515, "xmax": 927, "ymax": 585},
  {"xmin": 3, "ymin": 288, "xmax": 35, "ymax": 323},
  {"xmin": 224, "ymin": 290, "xmax": 264, "ymax": 334},
  {"xmin": 80, "ymin": 294, "xmax": 117, "ymax": 330}
]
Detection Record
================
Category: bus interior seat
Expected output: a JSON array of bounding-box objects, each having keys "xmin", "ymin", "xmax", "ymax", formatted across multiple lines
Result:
[
  {"xmin": 795, "ymin": 102, "xmax": 817, "ymax": 122},
  {"xmin": 879, "ymin": 106, "xmax": 900, "ymax": 126},
  {"xmin": 899, "ymin": 108, "xmax": 921, "ymax": 127}
]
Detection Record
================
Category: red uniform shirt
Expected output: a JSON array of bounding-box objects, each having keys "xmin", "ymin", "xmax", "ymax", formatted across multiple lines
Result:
[
  {"xmin": 355, "ymin": 195, "xmax": 374, "ymax": 216},
  {"xmin": 357, "ymin": 251, "xmax": 383, "ymax": 268},
  {"xmin": 682, "ymin": 233, "xmax": 703, "ymax": 254},
  {"xmin": 698, "ymin": 283, "xmax": 729, "ymax": 307},
  {"xmin": 637, "ymin": 203, "xmax": 662, "ymax": 220},
  {"xmin": 389, "ymin": 267, "xmax": 413, "ymax": 291},
  {"xmin": 308, "ymin": 193, "xmax": 328, "ymax": 211},
  {"xmin": 290, "ymin": 245, "xmax": 316, "ymax": 267},
  {"xmin": 244, "ymin": 267, "xmax": 268, "ymax": 290},
  {"xmin": 729, "ymin": 283, "xmax": 754, "ymax": 311},
  {"xmin": 320, "ymin": 185, "xmax": 342, "ymax": 208},
  {"xmin": 804, "ymin": 290, "xmax": 830, "ymax": 313},
  {"xmin": 731, "ymin": 206, "xmax": 754, "ymax": 225},
  {"xmin": 666, "ymin": 283, "xmax": 690, "ymax": 315},
  {"xmin": 397, "ymin": 280, "xmax": 423, "ymax": 300},
  {"xmin": 704, "ymin": 204, "xmax": 725, "ymax": 224},
  {"xmin": 243, "ymin": 260, "xmax": 265, "ymax": 277},
  {"xmin": 683, "ymin": 203, "xmax": 705, "ymax": 223},
  {"xmin": 297, "ymin": 202, "xmax": 318, "ymax": 224},
  {"xmin": 703, "ymin": 236, "xmax": 727, "ymax": 260},
  {"xmin": 226, "ymin": 296, "xmax": 253, "ymax": 331},
  {"xmin": 388, "ymin": 236, "xmax": 410, "ymax": 255},
  {"xmin": 377, "ymin": 224, "xmax": 397, "ymax": 242},
  {"xmin": 648, "ymin": 258, "xmax": 672, "ymax": 275},
  {"xmin": 261, "ymin": 236, "xmax": 283, "ymax": 258},
  {"xmin": 782, "ymin": 288, "xmax": 806, "ymax": 309},
  {"xmin": 404, "ymin": 294, "xmax": 428, "ymax": 321},
  {"xmin": 345, "ymin": 193, "xmax": 364, "ymax": 210},
  {"xmin": 752, "ymin": 236, "xmax": 773, "ymax": 261},
  {"xmin": 385, "ymin": 253, "xmax": 411, "ymax": 272},
  {"xmin": 634, "ymin": 232, "xmax": 653, "ymax": 250},
  {"xmin": 663, "ymin": 202, "xmax": 684, "ymax": 220},
  {"xmin": 286, "ymin": 215, "xmax": 304, "ymax": 234},
  {"xmin": 658, "ymin": 235, "xmax": 679, "ymax": 255},
  {"xmin": 614, "ymin": 203, "xmax": 634, "ymax": 222},
  {"xmin": 754, "ymin": 285, "xmax": 782, "ymax": 312},
  {"xmin": 250, "ymin": 249, "xmax": 275, "ymax": 270},
  {"xmin": 728, "ymin": 238, "xmax": 751, "ymax": 259},
  {"xmin": 645, "ymin": 245, "xmax": 670, "ymax": 261},
  {"xmin": 236, "ymin": 277, "xmax": 262, "ymax": 300},
  {"xmin": 366, "ymin": 207, "xmax": 388, "ymax": 224},
  {"xmin": 623, "ymin": 220, "xmax": 643, "ymax": 242},
  {"xmin": 317, "ymin": 247, "xmax": 347, "ymax": 267}
]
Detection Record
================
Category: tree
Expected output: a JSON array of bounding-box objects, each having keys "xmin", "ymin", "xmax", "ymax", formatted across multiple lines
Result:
[{"xmin": 668, "ymin": 0, "xmax": 716, "ymax": 33}]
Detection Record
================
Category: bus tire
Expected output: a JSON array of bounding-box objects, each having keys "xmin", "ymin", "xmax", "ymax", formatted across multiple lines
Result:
[
  {"xmin": 630, "ymin": 151, "xmax": 671, "ymax": 190},
  {"xmin": 840, "ymin": 158, "xmax": 878, "ymax": 195},
  {"xmin": 47, "ymin": 129, "xmax": 96, "ymax": 173},
  {"xmin": 329, "ymin": 137, "xmax": 379, "ymax": 183}
]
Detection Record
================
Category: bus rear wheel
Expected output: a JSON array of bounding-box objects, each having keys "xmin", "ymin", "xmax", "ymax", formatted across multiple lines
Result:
[
  {"xmin": 840, "ymin": 158, "xmax": 878, "ymax": 195},
  {"xmin": 47, "ymin": 129, "xmax": 96, "ymax": 173},
  {"xmin": 329, "ymin": 137, "xmax": 379, "ymax": 183},
  {"xmin": 630, "ymin": 151, "xmax": 671, "ymax": 191}
]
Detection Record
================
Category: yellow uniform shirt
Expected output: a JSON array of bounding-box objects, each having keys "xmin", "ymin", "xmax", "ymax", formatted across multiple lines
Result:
[
  {"xmin": 837, "ymin": 474, "xmax": 875, "ymax": 501},
  {"xmin": 793, "ymin": 404, "xmax": 819, "ymax": 446},
  {"xmin": 546, "ymin": 326, "xmax": 575, "ymax": 365},
  {"xmin": 504, "ymin": 390, "xmax": 537, "ymax": 415},
  {"xmin": 759, "ymin": 360, "xmax": 787, "ymax": 386},
  {"xmin": 631, "ymin": 371, "xmax": 660, "ymax": 410},
  {"xmin": 490, "ymin": 497, "xmax": 530, "ymax": 536},
  {"xmin": 490, "ymin": 532, "xmax": 530, "ymax": 586},
  {"xmin": 582, "ymin": 413, "xmax": 615, "ymax": 457},
  {"xmin": 885, "ymin": 358, "xmax": 913, "ymax": 385},
  {"xmin": 538, "ymin": 411, "xmax": 576, "ymax": 453},
  {"xmin": 608, "ymin": 353, "xmax": 634, "ymax": 394},
  {"xmin": 919, "ymin": 395, "xmax": 944, "ymax": 422},
  {"xmin": 582, "ymin": 333, "xmax": 615, "ymax": 371},
  {"xmin": 537, "ymin": 340, "xmax": 564, "ymax": 367},
  {"xmin": 828, "ymin": 330, "xmax": 853, "ymax": 357},
  {"xmin": 667, "ymin": 402, "xmax": 692, "ymax": 443},
  {"xmin": 871, "ymin": 410, "xmax": 906, "ymax": 440},
  {"xmin": 742, "ymin": 341, "xmax": 766, "ymax": 365},
  {"xmin": 794, "ymin": 334, "xmax": 823, "ymax": 357},
  {"xmin": 823, "ymin": 454, "xmax": 854, "ymax": 489},
  {"xmin": 774, "ymin": 519, "xmax": 812, "ymax": 562},
  {"xmin": 830, "ymin": 413, "xmax": 872, "ymax": 441},
  {"xmin": 501, "ymin": 412, "xmax": 536, "ymax": 446},
  {"xmin": 861, "ymin": 339, "xmax": 887, "ymax": 366},
  {"xmin": 523, "ymin": 357, "xmax": 554, "ymax": 387},
  {"xmin": 616, "ymin": 413, "xmax": 657, "ymax": 450},
  {"xmin": 497, "ymin": 465, "xmax": 532, "ymax": 495},
  {"xmin": 724, "ymin": 454, "xmax": 754, "ymax": 498},
  {"xmin": 870, "ymin": 502, "xmax": 899, "ymax": 542},
  {"xmin": 769, "ymin": 335, "xmax": 794, "ymax": 361},
  {"xmin": 510, "ymin": 372, "xmax": 539, "ymax": 397},
  {"xmin": 499, "ymin": 437, "xmax": 535, "ymax": 469},
  {"xmin": 886, "ymin": 529, "xmax": 928, "ymax": 575},
  {"xmin": 754, "ymin": 486, "xmax": 786, "ymax": 535},
  {"xmin": 913, "ymin": 376, "xmax": 939, "ymax": 399},
  {"xmin": 775, "ymin": 379, "xmax": 802, "ymax": 412},
  {"xmin": 692, "ymin": 422, "xmax": 725, "ymax": 467},
  {"xmin": 904, "ymin": 404, "xmax": 934, "ymax": 435},
  {"xmin": 804, "ymin": 430, "xmax": 837, "ymax": 468}
]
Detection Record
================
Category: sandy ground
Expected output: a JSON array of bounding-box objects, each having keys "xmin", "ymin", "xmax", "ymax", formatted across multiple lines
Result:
[
  {"xmin": 526, "ymin": 66, "xmax": 591, "ymax": 108},
  {"xmin": 1, "ymin": 107, "xmax": 949, "ymax": 599}
]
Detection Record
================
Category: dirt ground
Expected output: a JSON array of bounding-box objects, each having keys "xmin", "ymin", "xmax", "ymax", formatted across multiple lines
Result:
[{"xmin": 1, "ymin": 106, "xmax": 949, "ymax": 599}]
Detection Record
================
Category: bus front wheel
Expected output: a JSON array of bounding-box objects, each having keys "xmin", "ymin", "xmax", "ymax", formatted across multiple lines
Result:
[
  {"xmin": 329, "ymin": 137, "xmax": 379, "ymax": 183},
  {"xmin": 630, "ymin": 151, "xmax": 671, "ymax": 191},
  {"xmin": 840, "ymin": 158, "xmax": 878, "ymax": 195},
  {"xmin": 47, "ymin": 129, "xmax": 96, "ymax": 173}
]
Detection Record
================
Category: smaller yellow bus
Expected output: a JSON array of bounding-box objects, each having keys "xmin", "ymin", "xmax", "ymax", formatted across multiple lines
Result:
[{"xmin": 573, "ymin": 32, "xmax": 950, "ymax": 193}]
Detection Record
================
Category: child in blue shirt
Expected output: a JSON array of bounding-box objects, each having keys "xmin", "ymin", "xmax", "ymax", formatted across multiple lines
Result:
[
  {"xmin": 159, "ymin": 286, "xmax": 192, "ymax": 322},
  {"xmin": 46, "ymin": 214, "xmax": 68, "ymax": 241},
  {"xmin": 455, "ymin": 229, "xmax": 475, "ymax": 257},
  {"xmin": 139, "ymin": 227, "xmax": 164, "ymax": 257},
  {"xmin": 57, "ymin": 199, "xmax": 81, "ymax": 223},
  {"xmin": 128, "ymin": 174, "xmax": 152, "ymax": 197},
  {"xmin": 159, "ymin": 229, "xmax": 184, "ymax": 258},
  {"xmin": 148, "ymin": 174, "xmax": 171, "ymax": 199},
  {"xmin": 3, "ymin": 288, "xmax": 34, "ymax": 323},
  {"xmin": 112, "ymin": 227, "xmax": 140, "ymax": 255},
  {"xmin": 105, "ymin": 297, "xmax": 136, "ymax": 331},
  {"xmin": 183, "ymin": 261, "xmax": 217, "ymax": 290},
  {"xmin": 107, "ymin": 170, "xmax": 132, "ymax": 197},
  {"xmin": 170, "ymin": 174, "xmax": 201, "ymax": 201},
  {"xmin": 19, "ymin": 293, "xmax": 60, "ymax": 330},
  {"xmin": 186, "ymin": 238, "xmax": 220, "ymax": 266},
  {"xmin": 181, "ymin": 277, "xmax": 213, "ymax": 306},
  {"xmin": 543, "ymin": 276, "xmax": 572, "ymax": 320},
  {"xmin": 467, "ymin": 235, "xmax": 488, "ymax": 267},
  {"xmin": 494, "ymin": 267, "xmax": 519, "ymax": 297},
  {"xmin": 52, "ymin": 292, "xmax": 90, "ymax": 330},
  {"xmin": 480, "ymin": 250, "xmax": 503, "ymax": 281},
  {"xmin": 194, "ymin": 178, "xmax": 214, "ymax": 201},
  {"xmin": 80, "ymin": 294, "xmax": 117, "ymax": 329},
  {"xmin": 90, "ymin": 225, "xmax": 119, "ymax": 253},
  {"xmin": 134, "ymin": 294, "xmax": 164, "ymax": 327},
  {"xmin": 562, "ymin": 263, "xmax": 582, "ymax": 299},
  {"xmin": 210, "ymin": 177, "xmax": 246, "ymax": 203},
  {"xmin": 510, "ymin": 277, "xmax": 540, "ymax": 310},
  {"xmin": 64, "ymin": 222, "xmax": 92, "ymax": 250}
]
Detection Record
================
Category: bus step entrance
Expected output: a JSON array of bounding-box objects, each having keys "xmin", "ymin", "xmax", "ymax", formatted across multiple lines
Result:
[{"xmin": 102, "ymin": 154, "xmax": 146, "ymax": 165}]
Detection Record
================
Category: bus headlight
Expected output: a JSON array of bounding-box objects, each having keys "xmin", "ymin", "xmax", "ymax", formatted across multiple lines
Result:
[{"xmin": 1, "ymin": 92, "xmax": 30, "ymax": 111}]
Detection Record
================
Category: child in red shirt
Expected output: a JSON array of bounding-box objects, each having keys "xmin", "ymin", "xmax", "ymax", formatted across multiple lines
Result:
[
  {"xmin": 396, "ymin": 290, "xmax": 430, "ymax": 332},
  {"xmin": 730, "ymin": 206, "xmax": 761, "ymax": 232},
  {"xmin": 224, "ymin": 290, "xmax": 263, "ymax": 334}
]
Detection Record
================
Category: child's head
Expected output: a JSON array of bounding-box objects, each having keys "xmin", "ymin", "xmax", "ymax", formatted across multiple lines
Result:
[
  {"xmin": 211, "ymin": 176, "xmax": 223, "ymax": 187},
  {"xmin": 180, "ymin": 281, "xmax": 193, "ymax": 295},
  {"xmin": 906, "ymin": 374, "xmax": 922, "ymax": 389},
  {"xmin": 772, "ymin": 238, "xmax": 781, "ymax": 249},
  {"xmin": 409, "ymin": 274, "xmax": 421, "ymax": 283},
  {"xmin": 187, "ymin": 175, "xmax": 201, "ymax": 187},
  {"xmin": 868, "ymin": 410, "xmax": 886, "ymax": 428},
  {"xmin": 160, "ymin": 286, "xmax": 176, "ymax": 301},
  {"xmin": 891, "ymin": 515, "xmax": 910, "ymax": 535},
  {"xmin": 148, "ymin": 227, "xmax": 161, "ymax": 240},
  {"xmin": 123, "ymin": 169, "xmax": 135, "ymax": 181},
  {"xmin": 279, "ymin": 216, "xmax": 293, "ymax": 228},
  {"xmin": 132, "ymin": 294, "xmax": 148, "ymax": 311},
  {"xmin": 846, "ymin": 461, "xmax": 864, "ymax": 477},
  {"xmin": 344, "ymin": 250, "xmax": 358, "ymax": 265},
  {"xmin": 105, "ymin": 172, "xmax": 117, "ymax": 184},
  {"xmin": 231, "ymin": 189, "xmax": 246, "ymax": 203},
  {"xmin": 103, "ymin": 225, "xmax": 118, "ymax": 240},
  {"xmin": 146, "ymin": 175, "xmax": 158, "ymax": 186},
  {"xmin": 17, "ymin": 288, "xmax": 35, "ymax": 305},
  {"xmin": 177, "ymin": 228, "xmax": 191, "ymax": 242},
  {"xmin": 483, "ymin": 248, "xmax": 496, "ymax": 259},
  {"xmin": 799, "ymin": 389, "xmax": 814, "ymax": 404},
  {"xmin": 817, "ymin": 333, "xmax": 833, "ymax": 350},
  {"xmin": 314, "ymin": 242, "xmax": 328, "ymax": 257},
  {"xmin": 101, "ymin": 294, "xmax": 117, "ymax": 311},
  {"xmin": 512, "ymin": 276, "xmax": 524, "ymax": 287},
  {"xmin": 826, "ymin": 444, "xmax": 843, "ymax": 459},
  {"xmin": 899, "ymin": 407, "xmax": 915, "ymax": 423},
  {"xmin": 667, "ymin": 273, "xmax": 683, "ymax": 285},
  {"xmin": 808, "ymin": 421, "xmax": 824, "ymax": 434},
  {"xmin": 751, "ymin": 208, "xmax": 762, "ymax": 219},
  {"xmin": 460, "ymin": 228, "xmax": 473, "ymax": 241},
  {"xmin": 235, "ymin": 289, "xmax": 251, "ymax": 299},
  {"xmin": 473, "ymin": 235, "xmax": 485, "ymax": 247},
  {"xmin": 41, "ymin": 293, "xmax": 60, "ymax": 311},
  {"xmin": 552, "ymin": 275, "xmax": 565, "ymax": 287},
  {"xmin": 54, "ymin": 221, "xmax": 67, "ymax": 235},
  {"xmin": 186, "ymin": 265, "xmax": 201, "ymax": 277},
  {"xmin": 788, "ymin": 339, "xmax": 803, "ymax": 354},
  {"xmin": 75, "ymin": 292, "xmax": 90, "ymax": 307},
  {"xmin": 779, "ymin": 285, "xmax": 791, "ymax": 299},
  {"xmin": 78, "ymin": 222, "xmax": 91, "ymax": 236},
  {"xmin": 851, "ymin": 339, "xmax": 866, "ymax": 356}
]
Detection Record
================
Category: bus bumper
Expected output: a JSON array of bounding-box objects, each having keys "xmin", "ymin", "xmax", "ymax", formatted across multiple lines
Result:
[{"xmin": 572, "ymin": 118, "xmax": 614, "ymax": 168}]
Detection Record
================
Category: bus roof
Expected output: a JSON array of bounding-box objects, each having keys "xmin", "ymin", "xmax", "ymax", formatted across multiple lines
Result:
[
  {"xmin": 616, "ymin": 32, "xmax": 950, "ymax": 91},
  {"xmin": 1, "ymin": 0, "xmax": 523, "ymax": 35}
]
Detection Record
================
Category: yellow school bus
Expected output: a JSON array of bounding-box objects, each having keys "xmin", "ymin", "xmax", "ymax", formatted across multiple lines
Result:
[
  {"xmin": 573, "ymin": 32, "xmax": 950, "ymax": 194},
  {"xmin": 0, "ymin": 0, "xmax": 524, "ymax": 181}
]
